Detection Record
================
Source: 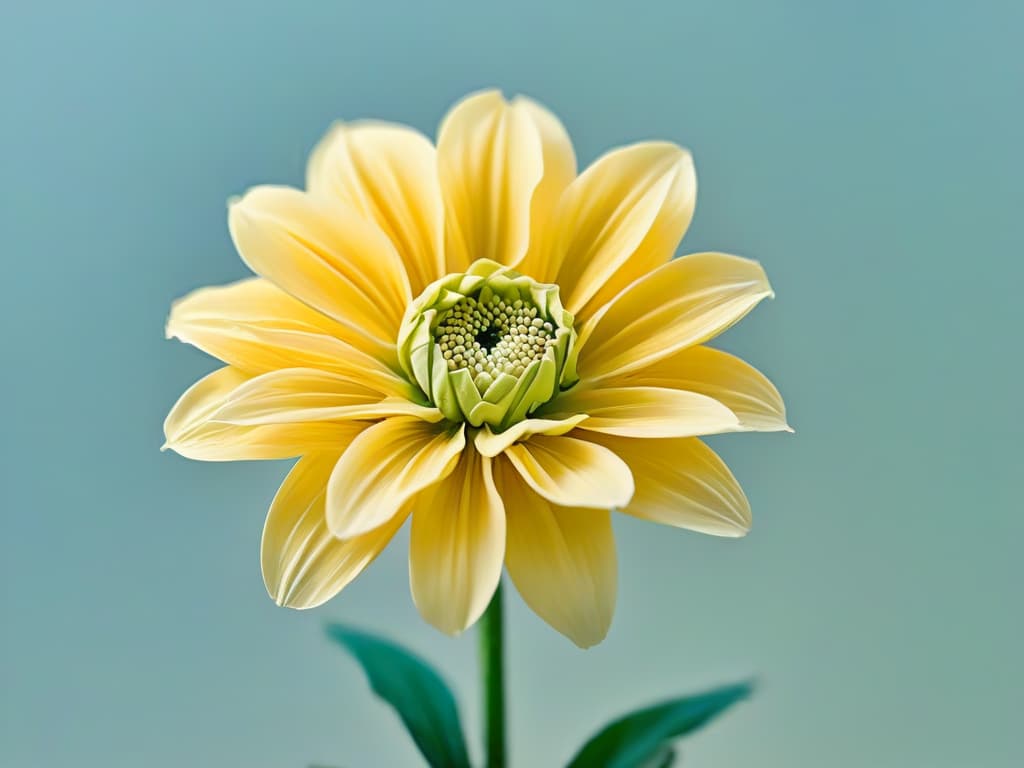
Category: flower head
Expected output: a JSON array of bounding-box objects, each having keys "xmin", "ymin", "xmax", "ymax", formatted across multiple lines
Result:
[{"xmin": 165, "ymin": 90, "xmax": 788, "ymax": 647}]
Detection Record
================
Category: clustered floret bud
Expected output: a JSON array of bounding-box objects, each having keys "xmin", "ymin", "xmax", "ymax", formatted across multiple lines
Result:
[
  {"xmin": 397, "ymin": 260, "xmax": 578, "ymax": 430},
  {"xmin": 437, "ymin": 295, "xmax": 557, "ymax": 394}
]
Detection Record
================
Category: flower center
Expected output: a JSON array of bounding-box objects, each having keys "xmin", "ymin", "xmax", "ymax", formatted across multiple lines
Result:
[
  {"xmin": 437, "ymin": 295, "xmax": 557, "ymax": 394},
  {"xmin": 397, "ymin": 259, "xmax": 578, "ymax": 430}
]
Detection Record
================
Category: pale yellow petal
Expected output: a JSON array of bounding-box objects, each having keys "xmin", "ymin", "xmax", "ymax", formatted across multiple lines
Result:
[
  {"xmin": 503, "ymin": 434, "xmax": 633, "ymax": 509},
  {"xmin": 164, "ymin": 367, "xmax": 249, "ymax": 440},
  {"xmin": 306, "ymin": 121, "xmax": 445, "ymax": 294},
  {"xmin": 576, "ymin": 252, "xmax": 773, "ymax": 382},
  {"xmin": 262, "ymin": 452, "xmax": 406, "ymax": 609},
  {"xmin": 409, "ymin": 449, "xmax": 505, "ymax": 635},
  {"xmin": 437, "ymin": 90, "xmax": 544, "ymax": 271},
  {"xmin": 166, "ymin": 421, "xmax": 362, "ymax": 462},
  {"xmin": 228, "ymin": 185, "xmax": 411, "ymax": 360},
  {"xmin": 208, "ymin": 368, "xmax": 441, "ymax": 425},
  {"xmin": 583, "ymin": 434, "xmax": 751, "ymax": 536},
  {"xmin": 166, "ymin": 277, "xmax": 411, "ymax": 397},
  {"xmin": 473, "ymin": 414, "xmax": 588, "ymax": 458},
  {"xmin": 609, "ymin": 345, "xmax": 790, "ymax": 432},
  {"xmin": 494, "ymin": 458, "xmax": 617, "ymax": 648},
  {"xmin": 512, "ymin": 95, "xmax": 577, "ymax": 281},
  {"xmin": 540, "ymin": 386, "xmax": 739, "ymax": 438},
  {"xmin": 326, "ymin": 418, "xmax": 466, "ymax": 538},
  {"xmin": 542, "ymin": 143, "xmax": 695, "ymax": 320},
  {"xmin": 163, "ymin": 367, "xmax": 364, "ymax": 461}
]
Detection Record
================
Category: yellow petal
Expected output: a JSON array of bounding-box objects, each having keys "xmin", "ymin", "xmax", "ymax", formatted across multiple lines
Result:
[
  {"xmin": 576, "ymin": 252, "xmax": 773, "ymax": 382},
  {"xmin": 409, "ymin": 448, "xmax": 505, "ymax": 635},
  {"xmin": 583, "ymin": 433, "xmax": 751, "ymax": 536},
  {"xmin": 494, "ymin": 458, "xmax": 617, "ymax": 648},
  {"xmin": 544, "ymin": 143, "xmax": 695, "ymax": 320},
  {"xmin": 437, "ymin": 90, "xmax": 544, "ymax": 272},
  {"xmin": 163, "ymin": 367, "xmax": 364, "ymax": 461},
  {"xmin": 512, "ymin": 95, "xmax": 577, "ymax": 281},
  {"xmin": 166, "ymin": 277, "xmax": 412, "ymax": 397},
  {"xmin": 540, "ymin": 385, "xmax": 739, "ymax": 438},
  {"xmin": 228, "ymin": 185, "xmax": 411, "ymax": 360},
  {"xmin": 306, "ymin": 121, "xmax": 445, "ymax": 294},
  {"xmin": 262, "ymin": 452, "xmax": 406, "ymax": 609},
  {"xmin": 503, "ymin": 434, "xmax": 633, "ymax": 509},
  {"xmin": 609, "ymin": 345, "xmax": 790, "ymax": 432},
  {"xmin": 326, "ymin": 418, "xmax": 466, "ymax": 538},
  {"xmin": 208, "ymin": 368, "xmax": 441, "ymax": 425},
  {"xmin": 473, "ymin": 414, "xmax": 588, "ymax": 458}
]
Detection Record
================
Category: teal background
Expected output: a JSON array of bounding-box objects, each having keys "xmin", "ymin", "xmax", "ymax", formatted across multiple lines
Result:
[{"xmin": 3, "ymin": 1, "xmax": 1021, "ymax": 766}]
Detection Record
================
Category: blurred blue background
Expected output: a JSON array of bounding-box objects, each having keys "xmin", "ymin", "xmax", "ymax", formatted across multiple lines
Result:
[{"xmin": 3, "ymin": 1, "xmax": 1022, "ymax": 766}]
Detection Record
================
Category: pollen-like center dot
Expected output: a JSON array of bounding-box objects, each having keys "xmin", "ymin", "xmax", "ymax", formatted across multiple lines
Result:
[{"xmin": 436, "ymin": 294, "xmax": 556, "ymax": 394}]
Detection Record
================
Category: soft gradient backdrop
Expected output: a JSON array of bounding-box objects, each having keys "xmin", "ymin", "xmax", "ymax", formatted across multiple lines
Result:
[{"xmin": 3, "ymin": 1, "xmax": 1021, "ymax": 766}]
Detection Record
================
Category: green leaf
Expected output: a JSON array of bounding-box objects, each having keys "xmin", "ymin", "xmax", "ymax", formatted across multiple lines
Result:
[
  {"xmin": 640, "ymin": 746, "xmax": 677, "ymax": 768},
  {"xmin": 566, "ymin": 681, "xmax": 753, "ymax": 768},
  {"xmin": 326, "ymin": 624, "xmax": 472, "ymax": 768}
]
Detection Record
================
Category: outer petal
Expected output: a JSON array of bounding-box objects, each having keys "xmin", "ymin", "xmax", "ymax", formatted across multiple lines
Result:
[
  {"xmin": 228, "ymin": 185, "xmax": 411, "ymax": 359},
  {"xmin": 541, "ymin": 143, "xmax": 695, "ymax": 319},
  {"xmin": 583, "ymin": 433, "xmax": 751, "ymax": 536},
  {"xmin": 208, "ymin": 368, "xmax": 441, "ymax": 425},
  {"xmin": 167, "ymin": 278, "xmax": 413, "ymax": 398},
  {"xmin": 503, "ymin": 434, "xmax": 633, "ymax": 509},
  {"xmin": 575, "ymin": 252, "xmax": 773, "ymax": 382},
  {"xmin": 494, "ymin": 458, "xmax": 617, "ymax": 648},
  {"xmin": 306, "ymin": 121, "xmax": 445, "ymax": 294},
  {"xmin": 326, "ymin": 418, "xmax": 466, "ymax": 538},
  {"xmin": 512, "ymin": 95, "xmax": 577, "ymax": 280},
  {"xmin": 163, "ymin": 367, "xmax": 363, "ymax": 461},
  {"xmin": 409, "ymin": 448, "xmax": 505, "ymax": 635},
  {"xmin": 607, "ymin": 345, "xmax": 790, "ymax": 432},
  {"xmin": 539, "ymin": 386, "xmax": 739, "ymax": 438},
  {"xmin": 262, "ymin": 452, "xmax": 406, "ymax": 609},
  {"xmin": 437, "ymin": 90, "xmax": 544, "ymax": 272}
]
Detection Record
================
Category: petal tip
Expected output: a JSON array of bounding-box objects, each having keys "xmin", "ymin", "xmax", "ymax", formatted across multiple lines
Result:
[
  {"xmin": 613, "ymin": 484, "xmax": 635, "ymax": 510},
  {"xmin": 267, "ymin": 578, "xmax": 329, "ymax": 611},
  {"xmin": 730, "ymin": 521, "xmax": 752, "ymax": 538},
  {"xmin": 164, "ymin": 308, "xmax": 185, "ymax": 341},
  {"xmin": 569, "ymin": 626, "xmax": 610, "ymax": 649}
]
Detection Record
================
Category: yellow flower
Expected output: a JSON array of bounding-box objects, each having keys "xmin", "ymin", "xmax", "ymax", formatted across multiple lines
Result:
[{"xmin": 164, "ymin": 90, "xmax": 788, "ymax": 648}]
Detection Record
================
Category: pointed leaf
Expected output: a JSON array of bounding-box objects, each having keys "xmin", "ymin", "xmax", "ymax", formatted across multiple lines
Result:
[
  {"xmin": 643, "ymin": 753, "xmax": 675, "ymax": 768},
  {"xmin": 326, "ymin": 624, "xmax": 472, "ymax": 768},
  {"xmin": 641, "ymin": 747, "xmax": 677, "ymax": 768},
  {"xmin": 566, "ymin": 681, "xmax": 752, "ymax": 768}
]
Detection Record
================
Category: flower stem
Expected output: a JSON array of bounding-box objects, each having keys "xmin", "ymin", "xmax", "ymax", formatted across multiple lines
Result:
[{"xmin": 479, "ymin": 581, "xmax": 506, "ymax": 768}]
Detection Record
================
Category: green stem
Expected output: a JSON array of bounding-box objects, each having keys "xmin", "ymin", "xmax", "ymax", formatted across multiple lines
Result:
[{"xmin": 479, "ymin": 581, "xmax": 506, "ymax": 768}]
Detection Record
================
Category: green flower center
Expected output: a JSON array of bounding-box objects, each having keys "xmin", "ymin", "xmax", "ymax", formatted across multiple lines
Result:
[
  {"xmin": 437, "ymin": 295, "xmax": 557, "ymax": 394},
  {"xmin": 397, "ymin": 259, "xmax": 578, "ymax": 430}
]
